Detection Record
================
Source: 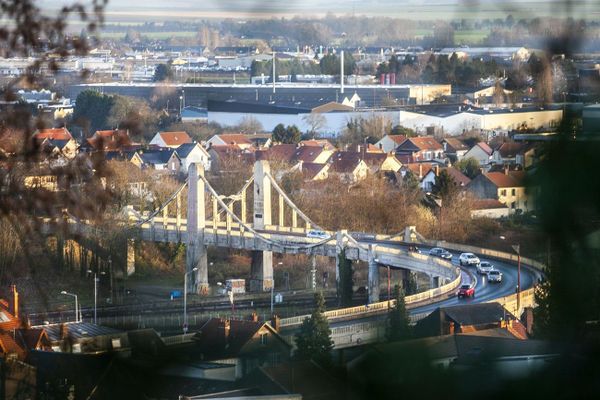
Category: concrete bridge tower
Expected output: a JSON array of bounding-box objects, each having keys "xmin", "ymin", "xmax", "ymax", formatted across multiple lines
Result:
[
  {"xmin": 187, "ymin": 163, "xmax": 209, "ymax": 295},
  {"xmin": 251, "ymin": 160, "xmax": 274, "ymax": 292}
]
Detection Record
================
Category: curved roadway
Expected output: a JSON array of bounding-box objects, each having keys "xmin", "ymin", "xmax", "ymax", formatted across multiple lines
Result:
[{"xmin": 358, "ymin": 239, "xmax": 542, "ymax": 317}]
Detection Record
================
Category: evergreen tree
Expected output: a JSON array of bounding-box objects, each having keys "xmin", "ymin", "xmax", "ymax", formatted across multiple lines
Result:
[
  {"xmin": 432, "ymin": 169, "xmax": 458, "ymax": 200},
  {"xmin": 72, "ymin": 90, "xmax": 115, "ymax": 134},
  {"xmin": 338, "ymin": 249, "xmax": 353, "ymax": 307},
  {"xmin": 386, "ymin": 285, "xmax": 412, "ymax": 342},
  {"xmin": 295, "ymin": 292, "xmax": 333, "ymax": 365},
  {"xmin": 153, "ymin": 63, "xmax": 173, "ymax": 82},
  {"xmin": 455, "ymin": 157, "xmax": 481, "ymax": 179}
]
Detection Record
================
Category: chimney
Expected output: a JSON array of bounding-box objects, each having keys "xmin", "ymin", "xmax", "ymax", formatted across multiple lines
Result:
[
  {"xmin": 219, "ymin": 318, "xmax": 231, "ymax": 340},
  {"xmin": 271, "ymin": 315, "xmax": 281, "ymax": 332},
  {"xmin": 434, "ymin": 165, "xmax": 440, "ymax": 176},
  {"xmin": 504, "ymin": 165, "xmax": 509, "ymax": 175},
  {"xmin": 10, "ymin": 285, "xmax": 18, "ymax": 318},
  {"xmin": 418, "ymin": 163, "xmax": 423, "ymax": 178}
]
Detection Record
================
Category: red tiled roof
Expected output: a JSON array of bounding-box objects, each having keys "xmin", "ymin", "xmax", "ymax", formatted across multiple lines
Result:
[
  {"xmin": 475, "ymin": 142, "xmax": 493, "ymax": 156},
  {"xmin": 443, "ymin": 167, "xmax": 471, "ymax": 187},
  {"xmin": 34, "ymin": 127, "xmax": 72, "ymax": 141},
  {"xmin": 216, "ymin": 133, "xmax": 253, "ymax": 146},
  {"xmin": 443, "ymin": 137, "xmax": 468, "ymax": 151},
  {"xmin": 88, "ymin": 130, "xmax": 134, "ymax": 151},
  {"xmin": 301, "ymin": 162, "xmax": 328, "ymax": 180},
  {"xmin": 485, "ymin": 171, "xmax": 526, "ymax": 188},
  {"xmin": 405, "ymin": 162, "xmax": 436, "ymax": 177},
  {"xmin": 346, "ymin": 143, "xmax": 384, "ymax": 153},
  {"xmin": 406, "ymin": 136, "xmax": 443, "ymax": 151},
  {"xmin": 389, "ymin": 135, "xmax": 407, "ymax": 145},
  {"xmin": 496, "ymin": 142, "xmax": 526, "ymax": 158},
  {"xmin": 471, "ymin": 199, "xmax": 507, "ymax": 210},
  {"xmin": 264, "ymin": 144, "xmax": 297, "ymax": 163},
  {"xmin": 299, "ymin": 139, "xmax": 336, "ymax": 151},
  {"xmin": 158, "ymin": 131, "xmax": 192, "ymax": 146}
]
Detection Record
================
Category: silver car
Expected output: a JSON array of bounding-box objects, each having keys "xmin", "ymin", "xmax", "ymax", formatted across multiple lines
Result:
[
  {"xmin": 487, "ymin": 270, "xmax": 503, "ymax": 283},
  {"xmin": 476, "ymin": 261, "xmax": 494, "ymax": 275}
]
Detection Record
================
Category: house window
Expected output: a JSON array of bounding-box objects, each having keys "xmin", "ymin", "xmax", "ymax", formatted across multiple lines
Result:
[
  {"xmin": 500, "ymin": 189, "xmax": 506, "ymax": 196},
  {"xmin": 511, "ymin": 202, "xmax": 516, "ymax": 209},
  {"xmin": 260, "ymin": 333, "xmax": 268, "ymax": 345},
  {"xmin": 511, "ymin": 188, "xmax": 516, "ymax": 196}
]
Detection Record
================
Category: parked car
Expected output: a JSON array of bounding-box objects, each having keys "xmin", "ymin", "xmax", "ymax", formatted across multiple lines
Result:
[
  {"xmin": 307, "ymin": 229, "xmax": 330, "ymax": 240},
  {"xmin": 459, "ymin": 253, "xmax": 481, "ymax": 266},
  {"xmin": 429, "ymin": 247, "xmax": 453, "ymax": 260},
  {"xmin": 457, "ymin": 284, "xmax": 475, "ymax": 298},
  {"xmin": 476, "ymin": 261, "xmax": 494, "ymax": 275},
  {"xmin": 487, "ymin": 270, "xmax": 503, "ymax": 283}
]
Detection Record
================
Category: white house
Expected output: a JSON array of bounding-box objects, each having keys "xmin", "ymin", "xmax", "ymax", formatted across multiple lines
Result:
[
  {"xmin": 463, "ymin": 142, "xmax": 494, "ymax": 167},
  {"xmin": 149, "ymin": 131, "xmax": 193, "ymax": 149},
  {"xmin": 177, "ymin": 142, "xmax": 211, "ymax": 172},
  {"xmin": 375, "ymin": 134, "xmax": 407, "ymax": 153}
]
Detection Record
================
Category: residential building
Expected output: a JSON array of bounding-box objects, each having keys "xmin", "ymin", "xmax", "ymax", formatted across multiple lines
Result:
[
  {"xmin": 374, "ymin": 134, "xmax": 407, "ymax": 153},
  {"xmin": 463, "ymin": 142, "xmax": 493, "ymax": 167},
  {"xmin": 441, "ymin": 137, "xmax": 469, "ymax": 161},
  {"xmin": 85, "ymin": 129, "xmax": 140, "ymax": 152},
  {"xmin": 492, "ymin": 142, "xmax": 536, "ymax": 168},
  {"xmin": 33, "ymin": 127, "xmax": 73, "ymax": 141},
  {"xmin": 294, "ymin": 145, "xmax": 334, "ymax": 164},
  {"xmin": 206, "ymin": 133, "xmax": 254, "ymax": 150},
  {"xmin": 177, "ymin": 142, "xmax": 211, "ymax": 172},
  {"xmin": 470, "ymin": 199, "xmax": 510, "ymax": 219},
  {"xmin": 329, "ymin": 154, "xmax": 369, "ymax": 183},
  {"xmin": 139, "ymin": 149, "xmax": 181, "ymax": 172},
  {"xmin": 420, "ymin": 166, "xmax": 470, "ymax": 192},
  {"xmin": 149, "ymin": 131, "xmax": 192, "ymax": 149},
  {"xmin": 297, "ymin": 162, "xmax": 330, "ymax": 181},
  {"xmin": 395, "ymin": 136, "xmax": 445, "ymax": 162},
  {"xmin": 468, "ymin": 168, "xmax": 530, "ymax": 212}
]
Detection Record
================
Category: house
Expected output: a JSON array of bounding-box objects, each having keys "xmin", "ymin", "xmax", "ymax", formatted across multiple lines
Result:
[
  {"xmin": 375, "ymin": 134, "xmax": 407, "ymax": 153},
  {"xmin": 39, "ymin": 138, "xmax": 79, "ymax": 159},
  {"xmin": 262, "ymin": 144, "xmax": 298, "ymax": 165},
  {"xmin": 463, "ymin": 141, "xmax": 493, "ymax": 167},
  {"xmin": 394, "ymin": 136, "xmax": 445, "ymax": 162},
  {"xmin": 468, "ymin": 168, "xmax": 530, "ymax": 213},
  {"xmin": 492, "ymin": 142, "xmax": 536, "ymax": 168},
  {"xmin": 33, "ymin": 127, "xmax": 73, "ymax": 141},
  {"xmin": 420, "ymin": 166, "xmax": 471, "ymax": 192},
  {"xmin": 180, "ymin": 106, "xmax": 208, "ymax": 123},
  {"xmin": 245, "ymin": 133, "xmax": 272, "ymax": 148},
  {"xmin": 139, "ymin": 149, "xmax": 181, "ymax": 172},
  {"xmin": 441, "ymin": 137, "xmax": 469, "ymax": 161},
  {"xmin": 298, "ymin": 162, "xmax": 329, "ymax": 181},
  {"xmin": 85, "ymin": 129, "xmax": 140, "ymax": 152},
  {"xmin": 105, "ymin": 150, "xmax": 145, "ymax": 168},
  {"xmin": 206, "ymin": 133, "xmax": 254, "ymax": 150},
  {"xmin": 177, "ymin": 142, "xmax": 211, "ymax": 173},
  {"xmin": 189, "ymin": 318, "xmax": 292, "ymax": 378},
  {"xmin": 329, "ymin": 154, "xmax": 369, "ymax": 183},
  {"xmin": 294, "ymin": 145, "xmax": 334, "ymax": 164},
  {"xmin": 402, "ymin": 162, "xmax": 438, "ymax": 180},
  {"xmin": 346, "ymin": 143, "xmax": 385, "ymax": 153},
  {"xmin": 470, "ymin": 199, "xmax": 510, "ymax": 219},
  {"xmin": 414, "ymin": 302, "xmax": 522, "ymax": 337},
  {"xmin": 208, "ymin": 145, "xmax": 255, "ymax": 172},
  {"xmin": 149, "ymin": 131, "xmax": 192, "ymax": 149},
  {"xmin": 299, "ymin": 139, "xmax": 336, "ymax": 151}
]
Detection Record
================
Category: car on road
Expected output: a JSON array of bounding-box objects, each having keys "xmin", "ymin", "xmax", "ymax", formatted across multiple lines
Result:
[
  {"xmin": 487, "ymin": 270, "xmax": 503, "ymax": 283},
  {"xmin": 459, "ymin": 252, "xmax": 480, "ymax": 266},
  {"xmin": 457, "ymin": 284, "xmax": 475, "ymax": 298},
  {"xmin": 407, "ymin": 245, "xmax": 421, "ymax": 253},
  {"xmin": 429, "ymin": 247, "xmax": 453, "ymax": 260},
  {"xmin": 306, "ymin": 229, "xmax": 330, "ymax": 240},
  {"xmin": 476, "ymin": 261, "xmax": 494, "ymax": 275}
]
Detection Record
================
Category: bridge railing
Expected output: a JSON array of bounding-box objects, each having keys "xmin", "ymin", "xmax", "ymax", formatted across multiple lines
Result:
[{"xmin": 279, "ymin": 269, "xmax": 462, "ymax": 328}]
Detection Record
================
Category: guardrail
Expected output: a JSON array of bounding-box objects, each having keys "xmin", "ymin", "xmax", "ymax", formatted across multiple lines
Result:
[{"xmin": 279, "ymin": 269, "xmax": 462, "ymax": 328}]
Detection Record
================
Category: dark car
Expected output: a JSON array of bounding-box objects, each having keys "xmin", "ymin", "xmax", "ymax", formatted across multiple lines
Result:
[
  {"xmin": 429, "ymin": 247, "xmax": 453, "ymax": 260},
  {"xmin": 457, "ymin": 284, "xmax": 475, "ymax": 298}
]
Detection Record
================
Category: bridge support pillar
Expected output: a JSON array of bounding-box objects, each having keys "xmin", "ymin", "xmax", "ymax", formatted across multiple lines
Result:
[
  {"xmin": 368, "ymin": 245, "xmax": 380, "ymax": 303},
  {"xmin": 250, "ymin": 250, "xmax": 273, "ymax": 292},
  {"xmin": 126, "ymin": 239, "xmax": 135, "ymax": 276},
  {"xmin": 335, "ymin": 230, "xmax": 347, "ymax": 288},
  {"xmin": 187, "ymin": 163, "xmax": 209, "ymax": 295}
]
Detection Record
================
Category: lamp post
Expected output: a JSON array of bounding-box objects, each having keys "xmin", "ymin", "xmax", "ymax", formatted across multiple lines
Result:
[
  {"xmin": 500, "ymin": 236, "xmax": 521, "ymax": 311},
  {"xmin": 183, "ymin": 267, "xmax": 198, "ymax": 334},
  {"xmin": 60, "ymin": 291, "xmax": 79, "ymax": 323},
  {"xmin": 87, "ymin": 270, "xmax": 102, "ymax": 324}
]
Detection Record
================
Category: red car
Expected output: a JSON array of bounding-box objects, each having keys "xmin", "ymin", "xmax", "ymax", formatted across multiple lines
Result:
[{"xmin": 457, "ymin": 284, "xmax": 475, "ymax": 298}]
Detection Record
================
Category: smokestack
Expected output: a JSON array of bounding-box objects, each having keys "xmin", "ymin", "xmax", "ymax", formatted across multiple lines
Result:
[
  {"xmin": 340, "ymin": 50, "xmax": 345, "ymax": 94},
  {"xmin": 10, "ymin": 285, "xmax": 18, "ymax": 317},
  {"xmin": 272, "ymin": 51, "xmax": 276, "ymax": 93}
]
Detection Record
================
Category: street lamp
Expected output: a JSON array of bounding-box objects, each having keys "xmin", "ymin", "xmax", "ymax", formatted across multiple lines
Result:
[
  {"xmin": 500, "ymin": 235, "xmax": 521, "ymax": 310},
  {"xmin": 87, "ymin": 270, "xmax": 103, "ymax": 324},
  {"xmin": 60, "ymin": 291, "xmax": 79, "ymax": 323},
  {"xmin": 183, "ymin": 267, "xmax": 198, "ymax": 334}
]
